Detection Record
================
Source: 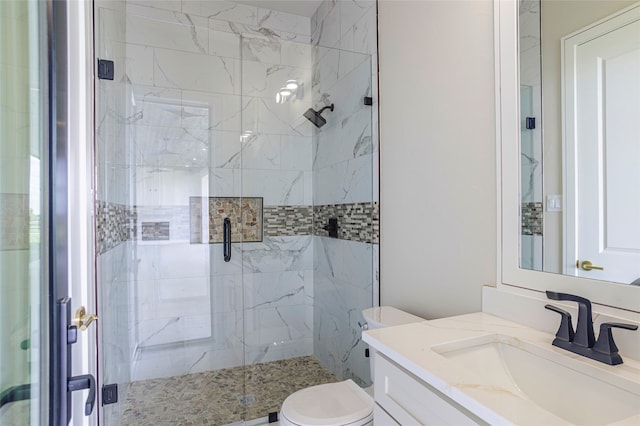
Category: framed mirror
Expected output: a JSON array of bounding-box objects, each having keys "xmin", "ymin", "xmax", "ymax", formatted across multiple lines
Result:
[{"xmin": 496, "ymin": 0, "xmax": 640, "ymax": 312}]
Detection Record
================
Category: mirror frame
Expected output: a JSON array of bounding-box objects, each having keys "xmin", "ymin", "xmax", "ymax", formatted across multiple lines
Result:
[{"xmin": 495, "ymin": 0, "xmax": 640, "ymax": 312}]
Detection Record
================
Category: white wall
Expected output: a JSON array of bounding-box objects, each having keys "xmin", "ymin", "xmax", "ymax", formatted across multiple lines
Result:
[{"xmin": 378, "ymin": 0, "xmax": 497, "ymax": 319}]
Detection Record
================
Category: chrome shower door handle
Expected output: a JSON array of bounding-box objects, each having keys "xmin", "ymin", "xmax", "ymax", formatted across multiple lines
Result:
[{"xmin": 223, "ymin": 218, "xmax": 231, "ymax": 262}]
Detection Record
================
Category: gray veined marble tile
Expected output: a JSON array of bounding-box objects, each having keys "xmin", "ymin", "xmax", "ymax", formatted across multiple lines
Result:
[
  {"xmin": 252, "ymin": 97, "xmax": 313, "ymax": 138},
  {"xmin": 257, "ymin": 8, "xmax": 311, "ymax": 37},
  {"xmin": 97, "ymin": 6, "xmax": 126, "ymax": 51},
  {"xmin": 154, "ymin": 48, "xmax": 238, "ymax": 95},
  {"xmin": 242, "ymin": 33, "xmax": 282, "ymax": 64},
  {"xmin": 128, "ymin": 87, "xmax": 183, "ymax": 128},
  {"xmin": 242, "ymin": 170, "xmax": 304, "ymax": 206},
  {"xmin": 243, "ymin": 271, "xmax": 306, "ymax": 309},
  {"xmin": 209, "ymin": 27, "xmax": 241, "ymax": 59},
  {"xmin": 340, "ymin": 0, "xmax": 375, "ymax": 39},
  {"xmin": 241, "ymin": 132, "xmax": 281, "ymax": 170},
  {"xmin": 352, "ymin": 9, "xmax": 376, "ymax": 55},
  {"xmin": 281, "ymin": 40, "xmax": 313, "ymax": 68},
  {"xmin": 240, "ymin": 235, "xmax": 311, "ymax": 274},
  {"xmin": 281, "ymin": 135, "xmax": 313, "ymax": 172},
  {"xmin": 126, "ymin": 7, "xmax": 209, "ymax": 54},
  {"xmin": 311, "ymin": 0, "xmax": 341, "ymax": 48},
  {"xmin": 211, "ymin": 130, "xmax": 242, "ymax": 169},
  {"xmin": 314, "ymin": 154, "xmax": 372, "ymax": 205},
  {"xmin": 124, "ymin": 44, "xmax": 154, "ymax": 86},
  {"xmin": 183, "ymin": 0, "xmax": 258, "ymax": 26},
  {"xmin": 272, "ymin": 235, "xmax": 314, "ymax": 270},
  {"xmin": 343, "ymin": 107, "xmax": 373, "ymax": 158}
]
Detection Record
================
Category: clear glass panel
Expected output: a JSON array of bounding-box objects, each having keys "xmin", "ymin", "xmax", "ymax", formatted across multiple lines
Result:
[
  {"xmin": 241, "ymin": 36, "xmax": 374, "ymax": 422},
  {"xmin": 95, "ymin": 3, "xmax": 248, "ymax": 424},
  {"xmin": 0, "ymin": 1, "xmax": 47, "ymax": 424}
]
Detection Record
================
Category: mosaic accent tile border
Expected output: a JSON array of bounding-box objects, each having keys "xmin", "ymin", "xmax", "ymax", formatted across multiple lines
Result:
[
  {"xmin": 314, "ymin": 201, "xmax": 379, "ymax": 244},
  {"xmin": 96, "ymin": 200, "xmax": 137, "ymax": 254},
  {"xmin": 190, "ymin": 197, "xmax": 263, "ymax": 244},
  {"xmin": 0, "ymin": 193, "xmax": 29, "ymax": 250},
  {"xmin": 135, "ymin": 206, "xmax": 190, "ymax": 241},
  {"xmin": 522, "ymin": 201, "xmax": 543, "ymax": 236},
  {"xmin": 263, "ymin": 205, "xmax": 313, "ymax": 236},
  {"xmin": 141, "ymin": 222, "xmax": 170, "ymax": 241},
  {"xmin": 97, "ymin": 199, "xmax": 380, "ymax": 251}
]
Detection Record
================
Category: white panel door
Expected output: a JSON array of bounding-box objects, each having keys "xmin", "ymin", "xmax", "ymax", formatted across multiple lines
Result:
[{"xmin": 564, "ymin": 4, "xmax": 640, "ymax": 284}]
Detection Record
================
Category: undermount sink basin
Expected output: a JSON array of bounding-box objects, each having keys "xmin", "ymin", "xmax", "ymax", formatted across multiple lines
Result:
[{"xmin": 432, "ymin": 334, "xmax": 640, "ymax": 425}]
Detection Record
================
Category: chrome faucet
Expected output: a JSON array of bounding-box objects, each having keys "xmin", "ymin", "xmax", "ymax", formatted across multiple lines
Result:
[{"xmin": 545, "ymin": 291, "xmax": 637, "ymax": 365}]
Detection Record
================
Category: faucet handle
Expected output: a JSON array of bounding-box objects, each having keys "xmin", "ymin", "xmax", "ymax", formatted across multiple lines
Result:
[
  {"xmin": 545, "ymin": 304, "xmax": 575, "ymax": 342},
  {"xmin": 592, "ymin": 322, "xmax": 638, "ymax": 365}
]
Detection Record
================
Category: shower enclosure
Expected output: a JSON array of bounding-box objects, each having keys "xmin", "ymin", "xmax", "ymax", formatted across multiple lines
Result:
[{"xmin": 95, "ymin": 1, "xmax": 377, "ymax": 424}]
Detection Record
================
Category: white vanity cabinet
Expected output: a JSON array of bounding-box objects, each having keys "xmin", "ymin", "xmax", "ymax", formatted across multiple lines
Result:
[{"xmin": 373, "ymin": 352, "xmax": 485, "ymax": 425}]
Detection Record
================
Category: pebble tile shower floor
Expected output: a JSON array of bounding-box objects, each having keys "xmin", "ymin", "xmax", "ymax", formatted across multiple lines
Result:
[{"xmin": 120, "ymin": 356, "xmax": 338, "ymax": 425}]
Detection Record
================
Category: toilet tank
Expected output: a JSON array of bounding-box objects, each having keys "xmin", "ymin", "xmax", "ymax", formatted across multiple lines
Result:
[{"xmin": 362, "ymin": 307, "xmax": 425, "ymax": 382}]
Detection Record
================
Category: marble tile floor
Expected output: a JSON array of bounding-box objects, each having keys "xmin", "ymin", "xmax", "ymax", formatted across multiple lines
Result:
[{"xmin": 120, "ymin": 356, "xmax": 337, "ymax": 425}]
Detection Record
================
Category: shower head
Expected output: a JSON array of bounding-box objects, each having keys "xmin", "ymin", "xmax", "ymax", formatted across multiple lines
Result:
[{"xmin": 303, "ymin": 104, "xmax": 334, "ymax": 128}]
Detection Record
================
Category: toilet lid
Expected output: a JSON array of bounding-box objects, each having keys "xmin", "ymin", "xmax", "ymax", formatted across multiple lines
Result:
[{"xmin": 281, "ymin": 380, "xmax": 373, "ymax": 426}]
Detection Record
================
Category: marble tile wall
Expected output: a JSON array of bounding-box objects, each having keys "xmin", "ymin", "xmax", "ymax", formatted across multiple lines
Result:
[
  {"xmin": 312, "ymin": 0, "xmax": 379, "ymax": 203},
  {"xmin": 112, "ymin": 0, "xmax": 317, "ymax": 382},
  {"xmin": 313, "ymin": 236, "xmax": 374, "ymax": 386},
  {"xmin": 129, "ymin": 233, "xmax": 315, "ymax": 381},
  {"xmin": 310, "ymin": 0, "xmax": 378, "ymax": 386},
  {"xmin": 95, "ymin": 0, "xmax": 379, "ymax": 393}
]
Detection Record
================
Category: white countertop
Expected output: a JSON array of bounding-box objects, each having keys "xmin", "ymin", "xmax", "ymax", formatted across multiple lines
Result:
[{"xmin": 362, "ymin": 312, "xmax": 640, "ymax": 425}]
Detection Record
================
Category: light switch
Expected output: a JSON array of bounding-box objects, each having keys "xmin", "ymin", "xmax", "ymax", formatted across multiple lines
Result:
[{"xmin": 547, "ymin": 195, "xmax": 562, "ymax": 212}]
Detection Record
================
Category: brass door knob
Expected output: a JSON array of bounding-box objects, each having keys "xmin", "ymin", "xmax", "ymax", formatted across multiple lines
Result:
[
  {"xmin": 74, "ymin": 306, "xmax": 98, "ymax": 331},
  {"xmin": 576, "ymin": 260, "xmax": 604, "ymax": 271}
]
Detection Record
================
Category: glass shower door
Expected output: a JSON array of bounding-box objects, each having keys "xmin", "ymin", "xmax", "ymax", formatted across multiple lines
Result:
[
  {"xmin": 240, "ymin": 35, "xmax": 375, "ymax": 422},
  {"xmin": 95, "ymin": 3, "xmax": 250, "ymax": 424}
]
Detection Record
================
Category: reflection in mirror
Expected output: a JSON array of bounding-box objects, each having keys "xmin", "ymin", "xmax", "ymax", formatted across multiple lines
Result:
[
  {"xmin": 519, "ymin": 0, "xmax": 543, "ymax": 271},
  {"xmin": 518, "ymin": 0, "xmax": 640, "ymax": 285}
]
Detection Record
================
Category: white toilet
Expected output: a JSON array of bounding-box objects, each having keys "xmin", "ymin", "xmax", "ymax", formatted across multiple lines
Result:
[{"xmin": 279, "ymin": 307, "xmax": 424, "ymax": 426}]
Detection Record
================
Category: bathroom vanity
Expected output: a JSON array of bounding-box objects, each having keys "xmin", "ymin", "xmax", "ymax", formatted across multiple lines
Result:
[
  {"xmin": 365, "ymin": 0, "xmax": 640, "ymax": 422},
  {"xmin": 363, "ymin": 312, "xmax": 640, "ymax": 425}
]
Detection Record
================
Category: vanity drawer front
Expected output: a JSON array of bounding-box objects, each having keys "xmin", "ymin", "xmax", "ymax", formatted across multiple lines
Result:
[{"xmin": 374, "ymin": 353, "xmax": 484, "ymax": 425}]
